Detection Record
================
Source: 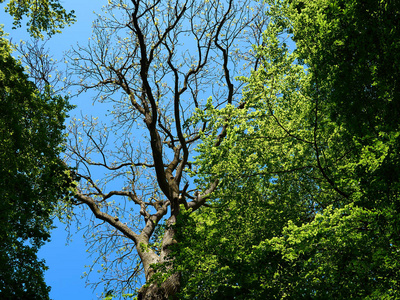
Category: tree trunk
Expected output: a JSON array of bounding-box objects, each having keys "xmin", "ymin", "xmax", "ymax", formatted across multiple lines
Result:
[
  {"xmin": 138, "ymin": 215, "xmax": 180, "ymax": 300},
  {"xmin": 138, "ymin": 272, "xmax": 180, "ymax": 300}
]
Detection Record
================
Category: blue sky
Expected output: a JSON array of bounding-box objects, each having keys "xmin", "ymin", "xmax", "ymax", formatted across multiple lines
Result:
[{"xmin": 1, "ymin": 1, "xmax": 109, "ymax": 299}]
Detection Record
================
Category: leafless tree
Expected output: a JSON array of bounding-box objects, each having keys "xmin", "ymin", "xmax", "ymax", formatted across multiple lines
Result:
[
  {"xmin": 15, "ymin": 39, "xmax": 70, "ymax": 95},
  {"xmin": 64, "ymin": 0, "xmax": 267, "ymax": 298}
]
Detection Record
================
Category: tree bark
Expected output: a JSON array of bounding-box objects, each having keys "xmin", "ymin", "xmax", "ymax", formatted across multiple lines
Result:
[{"xmin": 138, "ymin": 272, "xmax": 180, "ymax": 300}]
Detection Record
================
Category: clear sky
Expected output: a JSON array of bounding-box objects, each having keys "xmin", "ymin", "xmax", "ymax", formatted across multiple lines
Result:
[{"xmin": 1, "ymin": 1, "xmax": 109, "ymax": 299}]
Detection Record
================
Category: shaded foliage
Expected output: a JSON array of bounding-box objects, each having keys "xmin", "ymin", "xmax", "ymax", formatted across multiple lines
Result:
[{"xmin": 0, "ymin": 28, "xmax": 72, "ymax": 298}]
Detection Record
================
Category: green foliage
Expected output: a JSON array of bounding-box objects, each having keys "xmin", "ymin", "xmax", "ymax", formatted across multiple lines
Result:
[
  {"xmin": 285, "ymin": 0, "xmax": 400, "ymax": 209},
  {"xmin": 174, "ymin": 22, "xmax": 320, "ymax": 299},
  {"xmin": 266, "ymin": 204, "xmax": 400, "ymax": 298},
  {"xmin": 1, "ymin": 0, "xmax": 76, "ymax": 38},
  {"xmin": 174, "ymin": 0, "xmax": 400, "ymax": 298},
  {"xmin": 288, "ymin": 0, "xmax": 400, "ymax": 132},
  {"xmin": 101, "ymin": 289, "xmax": 135, "ymax": 300},
  {"xmin": 0, "ymin": 29, "xmax": 72, "ymax": 298}
]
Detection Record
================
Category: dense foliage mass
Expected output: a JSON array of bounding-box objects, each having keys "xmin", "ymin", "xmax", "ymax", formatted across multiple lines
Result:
[
  {"xmin": 0, "ymin": 1, "xmax": 74, "ymax": 297},
  {"xmin": 173, "ymin": 0, "xmax": 400, "ymax": 298},
  {"xmin": 0, "ymin": 29, "xmax": 72, "ymax": 298}
]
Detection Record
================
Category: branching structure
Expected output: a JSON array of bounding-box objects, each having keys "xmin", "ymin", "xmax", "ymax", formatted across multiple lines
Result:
[{"xmin": 64, "ymin": 0, "xmax": 267, "ymax": 298}]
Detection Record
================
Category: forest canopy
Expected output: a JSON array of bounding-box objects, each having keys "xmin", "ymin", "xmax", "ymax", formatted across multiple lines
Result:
[{"xmin": 173, "ymin": 0, "xmax": 400, "ymax": 298}]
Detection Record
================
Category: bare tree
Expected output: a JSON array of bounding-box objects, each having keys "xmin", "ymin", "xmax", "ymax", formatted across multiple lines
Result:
[
  {"xmin": 15, "ymin": 39, "xmax": 69, "ymax": 95},
  {"xmin": 64, "ymin": 0, "xmax": 267, "ymax": 298}
]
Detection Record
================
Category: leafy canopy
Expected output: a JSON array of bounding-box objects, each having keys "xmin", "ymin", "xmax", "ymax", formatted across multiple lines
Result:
[
  {"xmin": 1, "ymin": 0, "xmax": 76, "ymax": 38},
  {"xmin": 0, "ymin": 0, "xmax": 74, "ymax": 295},
  {"xmin": 173, "ymin": 0, "xmax": 400, "ymax": 298}
]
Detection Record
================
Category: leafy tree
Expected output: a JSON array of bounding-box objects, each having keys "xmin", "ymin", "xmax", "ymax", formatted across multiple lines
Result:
[
  {"xmin": 1, "ymin": 0, "xmax": 75, "ymax": 38},
  {"xmin": 0, "ymin": 29, "xmax": 72, "ymax": 299},
  {"xmin": 61, "ymin": 0, "xmax": 268, "ymax": 298},
  {"xmin": 272, "ymin": 0, "xmax": 400, "ymax": 297},
  {"xmin": 0, "ymin": 1, "xmax": 74, "ymax": 298},
  {"xmin": 173, "ymin": 0, "xmax": 400, "ymax": 298},
  {"xmin": 173, "ymin": 20, "xmax": 323, "ymax": 299},
  {"xmin": 286, "ymin": 0, "xmax": 400, "ymax": 209}
]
